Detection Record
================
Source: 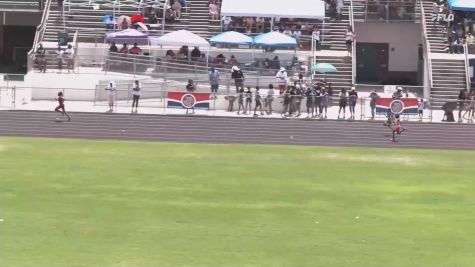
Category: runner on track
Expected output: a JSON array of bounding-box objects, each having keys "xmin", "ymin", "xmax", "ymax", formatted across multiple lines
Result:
[{"xmin": 54, "ymin": 91, "xmax": 71, "ymax": 121}]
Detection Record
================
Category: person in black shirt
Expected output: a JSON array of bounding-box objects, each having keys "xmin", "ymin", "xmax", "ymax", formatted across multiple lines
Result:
[
  {"xmin": 186, "ymin": 79, "xmax": 195, "ymax": 92},
  {"xmin": 314, "ymin": 86, "xmax": 322, "ymax": 118},
  {"xmin": 281, "ymin": 87, "xmax": 291, "ymax": 118},
  {"xmin": 306, "ymin": 86, "xmax": 316, "ymax": 118},
  {"xmin": 231, "ymin": 66, "xmax": 245, "ymax": 93},
  {"xmin": 190, "ymin": 47, "xmax": 201, "ymax": 61},
  {"xmin": 109, "ymin": 42, "xmax": 118, "ymax": 53}
]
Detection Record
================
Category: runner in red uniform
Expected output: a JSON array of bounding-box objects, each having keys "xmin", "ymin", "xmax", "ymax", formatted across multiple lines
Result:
[
  {"xmin": 55, "ymin": 92, "xmax": 71, "ymax": 121},
  {"xmin": 391, "ymin": 114, "xmax": 407, "ymax": 142}
]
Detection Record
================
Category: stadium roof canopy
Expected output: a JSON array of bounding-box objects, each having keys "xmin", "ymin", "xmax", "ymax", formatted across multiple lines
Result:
[
  {"xmin": 220, "ymin": 0, "xmax": 326, "ymax": 20},
  {"xmin": 448, "ymin": 0, "xmax": 475, "ymax": 11}
]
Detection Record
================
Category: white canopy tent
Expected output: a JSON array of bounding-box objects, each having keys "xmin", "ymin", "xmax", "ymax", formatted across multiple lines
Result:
[
  {"xmin": 220, "ymin": 0, "xmax": 326, "ymax": 20},
  {"xmin": 150, "ymin": 30, "xmax": 211, "ymax": 67},
  {"xmin": 150, "ymin": 30, "xmax": 210, "ymax": 48}
]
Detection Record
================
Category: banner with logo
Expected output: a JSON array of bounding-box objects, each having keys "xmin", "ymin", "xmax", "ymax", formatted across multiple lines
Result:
[
  {"xmin": 167, "ymin": 92, "xmax": 210, "ymax": 109},
  {"xmin": 375, "ymin": 98, "xmax": 419, "ymax": 115}
]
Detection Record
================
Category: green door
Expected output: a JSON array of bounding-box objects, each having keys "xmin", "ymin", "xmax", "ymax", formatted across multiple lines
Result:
[{"xmin": 356, "ymin": 43, "xmax": 379, "ymax": 83}]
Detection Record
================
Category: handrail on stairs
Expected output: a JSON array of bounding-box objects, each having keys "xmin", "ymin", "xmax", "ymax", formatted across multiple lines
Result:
[
  {"xmin": 420, "ymin": 1, "xmax": 433, "ymax": 94},
  {"xmin": 29, "ymin": 0, "xmax": 52, "ymax": 54},
  {"xmin": 350, "ymin": 0, "xmax": 356, "ymax": 85},
  {"xmin": 464, "ymin": 42, "xmax": 471, "ymax": 91}
]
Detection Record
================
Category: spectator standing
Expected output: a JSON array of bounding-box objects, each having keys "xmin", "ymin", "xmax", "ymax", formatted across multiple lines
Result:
[
  {"xmin": 254, "ymin": 86, "xmax": 264, "ymax": 116},
  {"xmin": 418, "ymin": 98, "xmax": 427, "ymax": 121},
  {"xmin": 131, "ymin": 80, "xmax": 140, "ymax": 113},
  {"xmin": 281, "ymin": 87, "xmax": 291, "ymax": 118},
  {"xmin": 245, "ymin": 87, "xmax": 253, "ymax": 114},
  {"xmin": 312, "ymin": 28, "xmax": 321, "ymax": 49},
  {"xmin": 105, "ymin": 81, "xmax": 116, "ymax": 112},
  {"xmin": 36, "ymin": 44, "xmax": 46, "ymax": 73},
  {"xmin": 63, "ymin": 45, "xmax": 75, "ymax": 73},
  {"xmin": 171, "ymin": 0, "xmax": 182, "ymax": 19},
  {"xmin": 345, "ymin": 27, "xmax": 355, "ymax": 57},
  {"xmin": 369, "ymin": 90, "xmax": 379, "ymax": 119},
  {"xmin": 320, "ymin": 88, "xmax": 329, "ymax": 119},
  {"xmin": 306, "ymin": 85, "xmax": 316, "ymax": 118},
  {"xmin": 231, "ymin": 66, "xmax": 245, "ymax": 93},
  {"xmin": 265, "ymin": 84, "xmax": 275, "ymax": 115},
  {"xmin": 237, "ymin": 88, "xmax": 245, "ymax": 115},
  {"xmin": 348, "ymin": 87, "xmax": 358, "ymax": 120},
  {"xmin": 56, "ymin": 46, "xmax": 63, "ymax": 73},
  {"xmin": 275, "ymin": 67, "xmax": 288, "ymax": 94},
  {"xmin": 208, "ymin": 67, "xmax": 220, "ymax": 98},
  {"xmin": 458, "ymin": 89, "xmax": 467, "ymax": 122},
  {"xmin": 314, "ymin": 86, "xmax": 322, "ymax": 118},
  {"xmin": 209, "ymin": 1, "xmax": 219, "ymax": 20},
  {"xmin": 338, "ymin": 88, "xmax": 347, "ymax": 119}
]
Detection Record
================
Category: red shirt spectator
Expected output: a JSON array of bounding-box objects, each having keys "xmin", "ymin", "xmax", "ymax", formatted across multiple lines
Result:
[{"xmin": 129, "ymin": 43, "xmax": 142, "ymax": 55}]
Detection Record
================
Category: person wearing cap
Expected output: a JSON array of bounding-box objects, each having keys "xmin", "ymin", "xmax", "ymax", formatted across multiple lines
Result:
[
  {"xmin": 369, "ymin": 90, "xmax": 380, "ymax": 120},
  {"xmin": 348, "ymin": 86, "xmax": 358, "ymax": 120},
  {"xmin": 231, "ymin": 66, "xmax": 245, "ymax": 93},
  {"xmin": 275, "ymin": 67, "xmax": 288, "ymax": 94},
  {"xmin": 393, "ymin": 87, "xmax": 403, "ymax": 99}
]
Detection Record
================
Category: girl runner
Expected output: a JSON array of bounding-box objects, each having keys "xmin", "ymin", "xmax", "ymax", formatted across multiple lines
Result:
[
  {"xmin": 54, "ymin": 91, "xmax": 71, "ymax": 121},
  {"xmin": 391, "ymin": 114, "xmax": 407, "ymax": 142}
]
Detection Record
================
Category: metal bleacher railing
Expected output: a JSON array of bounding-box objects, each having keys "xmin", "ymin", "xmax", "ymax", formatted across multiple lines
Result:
[
  {"xmin": 420, "ymin": 0, "xmax": 433, "ymax": 97},
  {"xmin": 361, "ymin": 0, "xmax": 420, "ymax": 23},
  {"xmin": 28, "ymin": 0, "xmax": 52, "ymax": 61}
]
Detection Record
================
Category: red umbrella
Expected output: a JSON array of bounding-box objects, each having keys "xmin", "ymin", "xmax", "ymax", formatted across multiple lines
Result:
[{"xmin": 131, "ymin": 14, "xmax": 145, "ymax": 23}]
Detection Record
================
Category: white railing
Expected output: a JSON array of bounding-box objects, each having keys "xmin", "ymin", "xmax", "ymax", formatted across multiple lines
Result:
[
  {"xmin": 29, "ymin": 0, "xmax": 52, "ymax": 54},
  {"xmin": 464, "ymin": 42, "xmax": 470, "ymax": 91},
  {"xmin": 350, "ymin": 0, "xmax": 355, "ymax": 85},
  {"xmin": 420, "ymin": 1, "xmax": 433, "ymax": 94}
]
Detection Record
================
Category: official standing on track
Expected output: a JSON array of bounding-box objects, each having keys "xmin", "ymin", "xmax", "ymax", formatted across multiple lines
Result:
[{"xmin": 132, "ymin": 80, "xmax": 140, "ymax": 113}]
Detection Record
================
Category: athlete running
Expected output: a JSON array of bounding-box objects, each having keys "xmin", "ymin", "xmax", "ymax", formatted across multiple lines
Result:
[
  {"xmin": 55, "ymin": 91, "xmax": 71, "ymax": 121},
  {"xmin": 391, "ymin": 114, "xmax": 407, "ymax": 142}
]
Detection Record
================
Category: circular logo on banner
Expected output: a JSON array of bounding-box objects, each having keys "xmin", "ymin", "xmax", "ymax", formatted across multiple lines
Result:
[
  {"xmin": 389, "ymin": 100, "xmax": 404, "ymax": 115},
  {"xmin": 181, "ymin": 94, "xmax": 196, "ymax": 109}
]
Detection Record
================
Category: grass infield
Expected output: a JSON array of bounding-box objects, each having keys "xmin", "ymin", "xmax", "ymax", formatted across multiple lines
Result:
[{"xmin": 0, "ymin": 137, "xmax": 474, "ymax": 267}]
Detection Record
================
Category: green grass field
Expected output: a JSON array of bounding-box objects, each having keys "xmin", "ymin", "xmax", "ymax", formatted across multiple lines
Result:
[{"xmin": 1, "ymin": 137, "xmax": 474, "ymax": 267}]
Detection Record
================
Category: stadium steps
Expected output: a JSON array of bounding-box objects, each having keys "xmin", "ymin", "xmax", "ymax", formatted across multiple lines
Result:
[
  {"xmin": 421, "ymin": 0, "xmax": 447, "ymax": 53},
  {"xmin": 430, "ymin": 58, "xmax": 467, "ymax": 108},
  {"xmin": 186, "ymin": 0, "xmax": 214, "ymax": 38}
]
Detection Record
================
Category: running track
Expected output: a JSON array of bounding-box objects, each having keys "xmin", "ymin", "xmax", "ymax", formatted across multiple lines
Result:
[{"xmin": 0, "ymin": 110, "xmax": 474, "ymax": 150}]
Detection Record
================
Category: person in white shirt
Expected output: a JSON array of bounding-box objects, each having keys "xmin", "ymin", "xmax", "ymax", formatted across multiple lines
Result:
[
  {"xmin": 63, "ymin": 44, "xmax": 75, "ymax": 73},
  {"xmin": 312, "ymin": 28, "xmax": 321, "ymax": 47},
  {"xmin": 132, "ymin": 80, "xmax": 140, "ymax": 113},
  {"xmin": 105, "ymin": 81, "xmax": 116, "ymax": 112},
  {"xmin": 275, "ymin": 67, "xmax": 288, "ymax": 93},
  {"xmin": 55, "ymin": 46, "xmax": 64, "ymax": 73},
  {"xmin": 292, "ymin": 29, "xmax": 302, "ymax": 48},
  {"xmin": 283, "ymin": 27, "xmax": 292, "ymax": 36},
  {"xmin": 265, "ymin": 84, "xmax": 275, "ymax": 114}
]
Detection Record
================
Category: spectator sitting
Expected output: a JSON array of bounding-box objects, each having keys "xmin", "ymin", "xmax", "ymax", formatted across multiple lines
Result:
[
  {"xmin": 177, "ymin": 46, "xmax": 189, "ymax": 60},
  {"xmin": 198, "ymin": 53, "xmax": 207, "ymax": 63},
  {"xmin": 109, "ymin": 42, "xmax": 118, "ymax": 53},
  {"xmin": 191, "ymin": 46, "xmax": 201, "ymax": 61},
  {"xmin": 227, "ymin": 55, "xmax": 238, "ymax": 65},
  {"xmin": 119, "ymin": 43, "xmax": 128, "ymax": 54},
  {"xmin": 255, "ymin": 17, "xmax": 264, "ymax": 32},
  {"xmin": 104, "ymin": 15, "xmax": 117, "ymax": 30},
  {"xmin": 129, "ymin": 43, "xmax": 142, "ymax": 55},
  {"xmin": 186, "ymin": 79, "xmax": 196, "ymax": 92},
  {"xmin": 165, "ymin": 7, "xmax": 175, "ymax": 22},
  {"xmin": 166, "ymin": 49, "xmax": 176, "ymax": 60},
  {"xmin": 209, "ymin": 1, "xmax": 219, "ymax": 20},
  {"xmin": 214, "ymin": 53, "xmax": 226, "ymax": 64}
]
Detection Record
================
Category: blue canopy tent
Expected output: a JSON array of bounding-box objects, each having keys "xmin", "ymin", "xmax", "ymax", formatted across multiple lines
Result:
[
  {"xmin": 448, "ymin": 0, "xmax": 475, "ymax": 11},
  {"xmin": 210, "ymin": 31, "xmax": 253, "ymax": 46},
  {"xmin": 253, "ymin": 32, "xmax": 298, "ymax": 48}
]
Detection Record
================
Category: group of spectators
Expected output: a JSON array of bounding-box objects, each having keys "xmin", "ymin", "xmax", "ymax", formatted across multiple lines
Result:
[
  {"xmin": 35, "ymin": 43, "xmax": 75, "ymax": 73},
  {"xmin": 457, "ymin": 89, "xmax": 475, "ymax": 121},
  {"xmin": 432, "ymin": 0, "xmax": 475, "ymax": 53}
]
